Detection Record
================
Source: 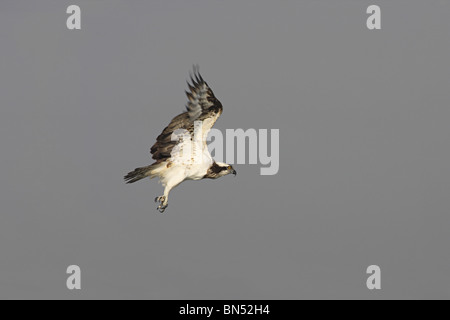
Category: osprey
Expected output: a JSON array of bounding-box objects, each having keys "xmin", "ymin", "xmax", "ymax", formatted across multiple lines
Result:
[{"xmin": 124, "ymin": 67, "xmax": 236, "ymax": 213}]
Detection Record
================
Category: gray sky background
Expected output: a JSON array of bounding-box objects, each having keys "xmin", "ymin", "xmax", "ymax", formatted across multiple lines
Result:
[{"xmin": 0, "ymin": 0, "xmax": 449, "ymax": 299}]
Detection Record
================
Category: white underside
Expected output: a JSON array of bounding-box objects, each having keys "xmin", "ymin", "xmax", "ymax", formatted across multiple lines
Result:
[
  {"xmin": 150, "ymin": 143, "xmax": 213, "ymax": 206},
  {"xmin": 150, "ymin": 115, "xmax": 221, "ymax": 207}
]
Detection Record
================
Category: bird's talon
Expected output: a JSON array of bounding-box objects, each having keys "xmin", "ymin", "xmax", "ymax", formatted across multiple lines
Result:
[
  {"xmin": 155, "ymin": 196, "xmax": 166, "ymax": 204},
  {"xmin": 157, "ymin": 204, "xmax": 167, "ymax": 213}
]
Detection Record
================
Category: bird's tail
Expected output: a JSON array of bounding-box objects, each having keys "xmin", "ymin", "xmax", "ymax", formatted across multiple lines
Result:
[{"xmin": 124, "ymin": 162, "xmax": 164, "ymax": 184}]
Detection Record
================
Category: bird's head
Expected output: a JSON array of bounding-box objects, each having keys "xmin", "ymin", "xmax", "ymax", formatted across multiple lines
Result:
[
  {"xmin": 217, "ymin": 162, "xmax": 237, "ymax": 177},
  {"xmin": 205, "ymin": 162, "xmax": 237, "ymax": 179}
]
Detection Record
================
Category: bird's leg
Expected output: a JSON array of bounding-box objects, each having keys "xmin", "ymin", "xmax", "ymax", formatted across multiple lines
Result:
[
  {"xmin": 155, "ymin": 169, "xmax": 185, "ymax": 213},
  {"xmin": 155, "ymin": 187, "xmax": 171, "ymax": 213},
  {"xmin": 154, "ymin": 195, "xmax": 167, "ymax": 213},
  {"xmin": 156, "ymin": 194, "xmax": 169, "ymax": 213}
]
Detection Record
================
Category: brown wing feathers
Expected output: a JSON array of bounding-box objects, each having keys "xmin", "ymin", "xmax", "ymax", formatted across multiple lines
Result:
[{"xmin": 150, "ymin": 68, "xmax": 222, "ymax": 163}]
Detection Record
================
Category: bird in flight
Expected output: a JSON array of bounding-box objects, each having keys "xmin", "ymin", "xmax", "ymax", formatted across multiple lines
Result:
[{"xmin": 124, "ymin": 67, "xmax": 236, "ymax": 213}]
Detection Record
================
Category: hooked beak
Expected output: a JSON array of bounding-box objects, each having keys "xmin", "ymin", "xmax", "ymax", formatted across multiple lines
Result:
[{"xmin": 232, "ymin": 169, "xmax": 237, "ymax": 176}]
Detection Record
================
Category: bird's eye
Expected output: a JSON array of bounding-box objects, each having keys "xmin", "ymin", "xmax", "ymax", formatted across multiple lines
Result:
[{"xmin": 227, "ymin": 166, "xmax": 232, "ymax": 170}]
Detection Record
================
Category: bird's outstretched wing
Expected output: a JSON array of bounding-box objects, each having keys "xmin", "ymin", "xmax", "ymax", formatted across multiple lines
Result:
[{"xmin": 150, "ymin": 67, "xmax": 223, "ymax": 162}]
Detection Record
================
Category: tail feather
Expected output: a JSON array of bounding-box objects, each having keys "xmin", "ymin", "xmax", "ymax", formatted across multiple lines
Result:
[{"xmin": 124, "ymin": 164, "xmax": 157, "ymax": 184}]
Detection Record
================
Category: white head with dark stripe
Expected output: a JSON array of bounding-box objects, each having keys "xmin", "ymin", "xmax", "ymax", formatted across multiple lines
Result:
[{"xmin": 204, "ymin": 162, "xmax": 236, "ymax": 179}]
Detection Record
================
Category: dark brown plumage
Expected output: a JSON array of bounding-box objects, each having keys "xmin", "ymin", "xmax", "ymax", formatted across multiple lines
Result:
[{"xmin": 150, "ymin": 67, "xmax": 222, "ymax": 163}]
